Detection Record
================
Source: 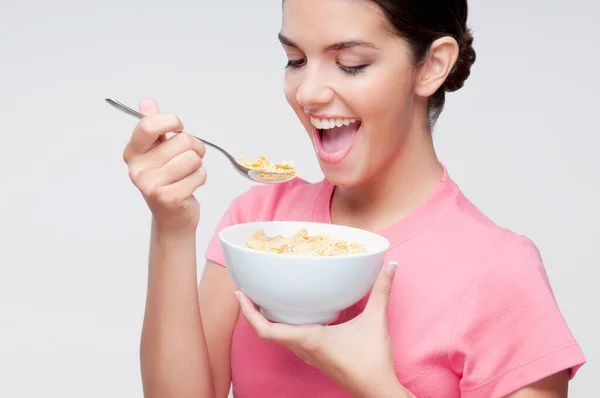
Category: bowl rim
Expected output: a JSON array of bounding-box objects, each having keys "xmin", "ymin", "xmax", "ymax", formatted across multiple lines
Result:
[{"xmin": 218, "ymin": 220, "xmax": 391, "ymax": 260}]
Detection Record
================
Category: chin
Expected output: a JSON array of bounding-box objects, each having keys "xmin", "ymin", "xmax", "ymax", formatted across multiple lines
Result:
[{"xmin": 318, "ymin": 159, "xmax": 372, "ymax": 188}]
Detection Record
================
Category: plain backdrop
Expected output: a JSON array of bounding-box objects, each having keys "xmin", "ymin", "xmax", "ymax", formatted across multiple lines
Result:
[{"xmin": 1, "ymin": 0, "xmax": 598, "ymax": 397}]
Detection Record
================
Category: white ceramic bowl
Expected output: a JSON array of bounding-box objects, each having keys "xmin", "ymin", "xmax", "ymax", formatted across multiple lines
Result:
[{"xmin": 219, "ymin": 221, "xmax": 390, "ymax": 325}]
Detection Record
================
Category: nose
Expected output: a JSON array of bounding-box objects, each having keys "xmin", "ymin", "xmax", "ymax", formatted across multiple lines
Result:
[{"xmin": 295, "ymin": 67, "xmax": 334, "ymax": 108}]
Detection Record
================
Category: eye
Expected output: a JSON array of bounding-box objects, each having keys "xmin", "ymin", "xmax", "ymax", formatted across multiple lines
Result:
[
  {"xmin": 285, "ymin": 59, "xmax": 306, "ymax": 69},
  {"xmin": 338, "ymin": 64, "xmax": 368, "ymax": 75}
]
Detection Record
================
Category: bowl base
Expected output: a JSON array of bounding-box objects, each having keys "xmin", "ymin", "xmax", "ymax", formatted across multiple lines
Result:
[{"xmin": 260, "ymin": 307, "xmax": 340, "ymax": 325}]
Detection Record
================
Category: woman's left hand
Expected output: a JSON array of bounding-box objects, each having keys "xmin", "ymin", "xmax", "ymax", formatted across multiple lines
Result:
[{"xmin": 236, "ymin": 260, "xmax": 413, "ymax": 398}]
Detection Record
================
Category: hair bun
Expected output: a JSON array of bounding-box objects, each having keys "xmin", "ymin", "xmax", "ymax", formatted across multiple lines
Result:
[{"xmin": 444, "ymin": 29, "xmax": 476, "ymax": 92}]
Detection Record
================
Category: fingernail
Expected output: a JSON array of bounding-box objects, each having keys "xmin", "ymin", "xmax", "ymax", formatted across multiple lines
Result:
[
  {"xmin": 385, "ymin": 261, "xmax": 398, "ymax": 276},
  {"xmin": 234, "ymin": 291, "xmax": 241, "ymax": 301}
]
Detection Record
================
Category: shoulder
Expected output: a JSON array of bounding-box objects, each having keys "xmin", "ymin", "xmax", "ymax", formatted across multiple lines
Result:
[
  {"xmin": 474, "ymin": 234, "xmax": 548, "ymax": 293},
  {"xmin": 441, "ymin": 188, "xmax": 543, "ymax": 273},
  {"xmin": 445, "ymin": 197, "xmax": 585, "ymax": 397},
  {"xmin": 440, "ymin": 189, "xmax": 556, "ymax": 309}
]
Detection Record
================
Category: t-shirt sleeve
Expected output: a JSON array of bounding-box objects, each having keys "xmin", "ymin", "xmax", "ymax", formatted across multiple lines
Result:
[
  {"xmin": 449, "ymin": 236, "xmax": 586, "ymax": 398},
  {"xmin": 204, "ymin": 186, "xmax": 266, "ymax": 267}
]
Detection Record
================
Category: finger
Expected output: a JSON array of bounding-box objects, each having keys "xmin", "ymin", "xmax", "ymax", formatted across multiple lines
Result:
[
  {"xmin": 139, "ymin": 97, "xmax": 160, "ymax": 116},
  {"xmin": 143, "ymin": 133, "xmax": 206, "ymax": 169},
  {"xmin": 139, "ymin": 98, "xmax": 168, "ymax": 144},
  {"xmin": 236, "ymin": 291, "xmax": 311, "ymax": 346},
  {"xmin": 142, "ymin": 168, "xmax": 206, "ymax": 211},
  {"xmin": 363, "ymin": 261, "xmax": 398, "ymax": 320},
  {"xmin": 160, "ymin": 166, "xmax": 207, "ymax": 200},
  {"xmin": 125, "ymin": 113, "xmax": 184, "ymax": 160},
  {"xmin": 153, "ymin": 150, "xmax": 203, "ymax": 186}
]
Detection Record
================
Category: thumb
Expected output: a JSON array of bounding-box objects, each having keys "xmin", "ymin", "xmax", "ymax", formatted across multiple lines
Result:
[
  {"xmin": 139, "ymin": 98, "xmax": 167, "ymax": 142},
  {"xmin": 364, "ymin": 260, "xmax": 398, "ymax": 319},
  {"xmin": 139, "ymin": 97, "xmax": 161, "ymax": 116}
]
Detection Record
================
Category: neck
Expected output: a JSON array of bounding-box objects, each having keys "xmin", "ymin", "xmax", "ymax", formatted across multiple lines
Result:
[{"xmin": 331, "ymin": 123, "xmax": 443, "ymax": 232}]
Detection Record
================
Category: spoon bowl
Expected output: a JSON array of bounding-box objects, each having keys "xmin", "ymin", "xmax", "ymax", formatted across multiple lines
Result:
[{"xmin": 105, "ymin": 98, "xmax": 296, "ymax": 184}]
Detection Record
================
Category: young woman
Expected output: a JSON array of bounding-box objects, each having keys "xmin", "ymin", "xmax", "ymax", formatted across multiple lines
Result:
[{"xmin": 121, "ymin": 0, "xmax": 586, "ymax": 397}]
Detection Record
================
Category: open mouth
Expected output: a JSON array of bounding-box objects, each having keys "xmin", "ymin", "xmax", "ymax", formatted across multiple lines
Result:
[{"xmin": 309, "ymin": 116, "xmax": 362, "ymax": 164}]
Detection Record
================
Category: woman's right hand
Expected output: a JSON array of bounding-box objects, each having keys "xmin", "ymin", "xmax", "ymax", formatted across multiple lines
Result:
[{"xmin": 122, "ymin": 98, "xmax": 207, "ymax": 234}]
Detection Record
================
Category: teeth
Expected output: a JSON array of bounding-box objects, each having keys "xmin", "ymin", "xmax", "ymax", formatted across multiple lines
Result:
[{"xmin": 309, "ymin": 116, "xmax": 359, "ymax": 130}]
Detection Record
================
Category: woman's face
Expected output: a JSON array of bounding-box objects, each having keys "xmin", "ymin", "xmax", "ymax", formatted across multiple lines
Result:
[{"xmin": 281, "ymin": 0, "xmax": 419, "ymax": 187}]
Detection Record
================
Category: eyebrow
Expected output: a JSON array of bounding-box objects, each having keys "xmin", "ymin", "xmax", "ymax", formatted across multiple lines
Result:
[{"xmin": 277, "ymin": 33, "xmax": 377, "ymax": 51}]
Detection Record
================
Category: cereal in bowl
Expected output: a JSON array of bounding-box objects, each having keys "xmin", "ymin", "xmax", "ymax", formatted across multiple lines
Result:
[{"xmin": 246, "ymin": 228, "xmax": 366, "ymax": 256}]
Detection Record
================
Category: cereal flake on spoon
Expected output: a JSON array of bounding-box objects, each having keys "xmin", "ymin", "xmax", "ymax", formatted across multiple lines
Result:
[{"xmin": 240, "ymin": 155, "xmax": 297, "ymax": 182}]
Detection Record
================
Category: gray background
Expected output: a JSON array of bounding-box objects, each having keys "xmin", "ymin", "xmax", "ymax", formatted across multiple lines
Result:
[{"xmin": 0, "ymin": 0, "xmax": 597, "ymax": 397}]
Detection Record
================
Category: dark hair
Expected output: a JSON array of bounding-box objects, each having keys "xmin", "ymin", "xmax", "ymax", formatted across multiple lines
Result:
[{"xmin": 369, "ymin": 0, "xmax": 476, "ymax": 125}]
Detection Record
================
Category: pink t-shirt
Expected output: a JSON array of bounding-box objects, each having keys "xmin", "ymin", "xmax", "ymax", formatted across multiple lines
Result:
[{"xmin": 205, "ymin": 166, "xmax": 586, "ymax": 398}]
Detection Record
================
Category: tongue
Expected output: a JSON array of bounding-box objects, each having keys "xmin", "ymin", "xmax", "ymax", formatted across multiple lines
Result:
[{"xmin": 321, "ymin": 123, "xmax": 359, "ymax": 153}]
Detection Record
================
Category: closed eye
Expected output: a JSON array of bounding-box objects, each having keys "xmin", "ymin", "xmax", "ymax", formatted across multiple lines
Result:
[
  {"xmin": 339, "ymin": 64, "xmax": 368, "ymax": 75},
  {"xmin": 285, "ymin": 59, "xmax": 368, "ymax": 76},
  {"xmin": 285, "ymin": 59, "xmax": 305, "ymax": 69}
]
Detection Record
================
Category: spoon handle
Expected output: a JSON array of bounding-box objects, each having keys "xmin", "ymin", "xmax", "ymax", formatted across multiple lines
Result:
[{"xmin": 105, "ymin": 98, "xmax": 236, "ymax": 162}]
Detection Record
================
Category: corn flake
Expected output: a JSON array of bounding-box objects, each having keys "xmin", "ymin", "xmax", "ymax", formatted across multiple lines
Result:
[
  {"xmin": 240, "ymin": 155, "xmax": 296, "ymax": 181},
  {"xmin": 246, "ymin": 228, "xmax": 366, "ymax": 256}
]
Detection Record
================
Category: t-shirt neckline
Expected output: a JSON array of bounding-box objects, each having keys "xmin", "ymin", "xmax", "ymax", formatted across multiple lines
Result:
[{"xmin": 311, "ymin": 163, "xmax": 459, "ymax": 249}]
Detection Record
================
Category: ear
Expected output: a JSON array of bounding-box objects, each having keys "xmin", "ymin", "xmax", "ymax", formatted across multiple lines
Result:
[{"xmin": 414, "ymin": 37, "xmax": 460, "ymax": 97}]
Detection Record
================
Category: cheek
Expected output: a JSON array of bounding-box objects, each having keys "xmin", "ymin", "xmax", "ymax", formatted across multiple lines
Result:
[
  {"xmin": 360, "ymin": 70, "xmax": 413, "ymax": 116},
  {"xmin": 356, "ymin": 73, "xmax": 414, "ymax": 165},
  {"xmin": 362, "ymin": 72, "xmax": 414, "ymax": 137}
]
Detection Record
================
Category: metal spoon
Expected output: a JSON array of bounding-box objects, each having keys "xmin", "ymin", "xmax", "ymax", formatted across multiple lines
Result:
[{"xmin": 105, "ymin": 98, "xmax": 296, "ymax": 184}]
